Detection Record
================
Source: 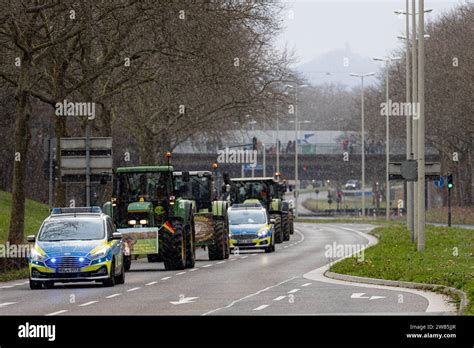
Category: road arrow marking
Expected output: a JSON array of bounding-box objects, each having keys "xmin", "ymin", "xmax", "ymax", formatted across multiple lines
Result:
[
  {"xmin": 170, "ymin": 297, "xmax": 199, "ymax": 305},
  {"xmin": 369, "ymin": 295, "xmax": 386, "ymax": 300},
  {"xmin": 351, "ymin": 293, "xmax": 386, "ymax": 300}
]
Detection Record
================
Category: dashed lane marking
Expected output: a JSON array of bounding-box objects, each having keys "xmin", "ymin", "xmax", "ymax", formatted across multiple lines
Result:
[
  {"xmin": 146, "ymin": 281, "xmax": 158, "ymax": 286},
  {"xmin": 106, "ymin": 293, "xmax": 122, "ymax": 298},
  {"xmin": 288, "ymin": 289, "xmax": 300, "ymax": 294},
  {"xmin": 253, "ymin": 304, "xmax": 269, "ymax": 311},
  {"xmin": 46, "ymin": 310, "xmax": 68, "ymax": 316},
  {"xmin": 273, "ymin": 296, "xmax": 286, "ymax": 301},
  {"xmin": 79, "ymin": 301, "xmax": 98, "ymax": 307},
  {"xmin": 127, "ymin": 287, "xmax": 140, "ymax": 292}
]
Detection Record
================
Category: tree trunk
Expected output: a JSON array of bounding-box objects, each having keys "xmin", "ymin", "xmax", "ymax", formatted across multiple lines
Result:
[
  {"xmin": 7, "ymin": 52, "xmax": 32, "ymax": 270},
  {"xmin": 54, "ymin": 115, "xmax": 67, "ymax": 207}
]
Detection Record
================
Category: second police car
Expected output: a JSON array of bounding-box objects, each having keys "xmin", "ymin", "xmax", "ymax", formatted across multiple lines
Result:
[
  {"xmin": 27, "ymin": 207, "xmax": 125, "ymax": 289},
  {"xmin": 227, "ymin": 202, "xmax": 276, "ymax": 253}
]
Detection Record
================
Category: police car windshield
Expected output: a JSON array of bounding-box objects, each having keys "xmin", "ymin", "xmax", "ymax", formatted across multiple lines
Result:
[
  {"xmin": 38, "ymin": 218, "xmax": 105, "ymax": 241},
  {"xmin": 229, "ymin": 210, "xmax": 266, "ymax": 225}
]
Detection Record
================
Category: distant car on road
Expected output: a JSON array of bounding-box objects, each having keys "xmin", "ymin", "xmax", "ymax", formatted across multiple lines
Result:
[
  {"xmin": 344, "ymin": 180, "xmax": 361, "ymax": 190},
  {"xmin": 228, "ymin": 204, "xmax": 275, "ymax": 253},
  {"xmin": 27, "ymin": 207, "xmax": 125, "ymax": 289}
]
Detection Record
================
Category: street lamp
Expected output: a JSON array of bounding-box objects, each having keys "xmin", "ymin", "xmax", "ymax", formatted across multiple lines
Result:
[
  {"xmin": 373, "ymin": 56, "xmax": 401, "ymax": 221},
  {"xmin": 286, "ymin": 83, "xmax": 308, "ymax": 218},
  {"xmin": 349, "ymin": 72, "xmax": 375, "ymax": 217}
]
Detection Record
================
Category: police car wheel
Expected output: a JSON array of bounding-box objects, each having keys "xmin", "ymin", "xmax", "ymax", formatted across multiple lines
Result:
[
  {"xmin": 115, "ymin": 259, "xmax": 125, "ymax": 284},
  {"xmin": 102, "ymin": 259, "xmax": 116, "ymax": 287},
  {"xmin": 29, "ymin": 279, "xmax": 43, "ymax": 290}
]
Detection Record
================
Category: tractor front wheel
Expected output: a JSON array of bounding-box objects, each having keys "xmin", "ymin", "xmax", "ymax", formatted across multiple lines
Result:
[{"xmin": 208, "ymin": 219, "xmax": 226, "ymax": 260}]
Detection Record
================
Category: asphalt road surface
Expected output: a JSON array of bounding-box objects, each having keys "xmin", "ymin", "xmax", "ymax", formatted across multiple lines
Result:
[{"xmin": 0, "ymin": 223, "xmax": 455, "ymax": 316}]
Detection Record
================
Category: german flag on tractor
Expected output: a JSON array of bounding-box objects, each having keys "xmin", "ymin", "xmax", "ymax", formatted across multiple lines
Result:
[{"xmin": 163, "ymin": 221, "xmax": 175, "ymax": 234}]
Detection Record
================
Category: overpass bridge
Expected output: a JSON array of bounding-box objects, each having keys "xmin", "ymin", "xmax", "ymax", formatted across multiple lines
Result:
[{"xmin": 171, "ymin": 153, "xmax": 441, "ymax": 184}]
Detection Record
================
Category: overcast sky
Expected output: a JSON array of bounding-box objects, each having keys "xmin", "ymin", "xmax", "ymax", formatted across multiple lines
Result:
[{"xmin": 276, "ymin": 0, "xmax": 464, "ymax": 66}]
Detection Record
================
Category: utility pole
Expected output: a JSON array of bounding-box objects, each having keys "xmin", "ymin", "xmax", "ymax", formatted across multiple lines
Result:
[
  {"xmin": 85, "ymin": 122, "xmax": 91, "ymax": 207},
  {"xmin": 412, "ymin": 0, "xmax": 418, "ymax": 242},
  {"xmin": 417, "ymin": 0, "xmax": 426, "ymax": 251},
  {"xmin": 405, "ymin": 0, "xmax": 414, "ymax": 242}
]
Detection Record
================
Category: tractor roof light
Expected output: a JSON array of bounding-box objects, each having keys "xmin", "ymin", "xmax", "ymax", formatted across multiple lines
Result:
[
  {"xmin": 212, "ymin": 163, "xmax": 218, "ymax": 170},
  {"xmin": 165, "ymin": 151, "xmax": 172, "ymax": 158}
]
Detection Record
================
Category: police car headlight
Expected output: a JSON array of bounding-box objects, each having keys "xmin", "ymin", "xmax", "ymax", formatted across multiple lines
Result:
[
  {"xmin": 89, "ymin": 246, "xmax": 109, "ymax": 260},
  {"xmin": 257, "ymin": 229, "xmax": 269, "ymax": 237},
  {"xmin": 30, "ymin": 247, "xmax": 46, "ymax": 261}
]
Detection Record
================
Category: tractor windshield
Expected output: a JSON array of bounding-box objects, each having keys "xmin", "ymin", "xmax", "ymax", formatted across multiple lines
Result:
[
  {"xmin": 116, "ymin": 171, "xmax": 171, "ymax": 202},
  {"xmin": 175, "ymin": 175, "xmax": 211, "ymax": 208},
  {"xmin": 232, "ymin": 181, "xmax": 272, "ymax": 203}
]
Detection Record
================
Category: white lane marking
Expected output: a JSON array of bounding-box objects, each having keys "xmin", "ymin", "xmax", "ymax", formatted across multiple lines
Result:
[
  {"xmin": 283, "ymin": 246, "xmax": 288, "ymax": 249},
  {"xmin": 303, "ymin": 226, "xmax": 456, "ymax": 313},
  {"xmin": 170, "ymin": 297, "xmax": 199, "ymax": 305},
  {"xmin": 79, "ymin": 301, "xmax": 98, "ymax": 307},
  {"xmin": 13, "ymin": 283, "xmax": 25, "ymax": 286},
  {"xmin": 146, "ymin": 281, "xmax": 158, "ymax": 286},
  {"xmin": 21, "ymin": 281, "xmax": 29, "ymax": 284},
  {"xmin": 253, "ymin": 304, "xmax": 269, "ymax": 311},
  {"xmin": 127, "ymin": 287, "xmax": 140, "ymax": 292},
  {"xmin": 161, "ymin": 277, "xmax": 171, "ymax": 280},
  {"xmin": 176, "ymin": 272, "xmax": 186, "ymax": 275},
  {"xmin": 217, "ymin": 261, "xmax": 226, "ymax": 264},
  {"xmin": 240, "ymin": 256, "xmax": 248, "ymax": 259},
  {"xmin": 202, "ymin": 276, "xmax": 298, "ymax": 316},
  {"xmin": 0, "ymin": 286, "xmax": 14, "ymax": 289},
  {"xmin": 230, "ymin": 258, "xmax": 237, "ymax": 261},
  {"xmin": 189, "ymin": 268, "xmax": 198, "ymax": 272},
  {"xmin": 46, "ymin": 310, "xmax": 68, "ymax": 316},
  {"xmin": 288, "ymin": 289, "xmax": 300, "ymax": 294},
  {"xmin": 0, "ymin": 302, "xmax": 17, "ymax": 307},
  {"xmin": 106, "ymin": 293, "xmax": 122, "ymax": 298},
  {"xmin": 289, "ymin": 244, "xmax": 294, "ymax": 247},
  {"xmin": 202, "ymin": 264, "xmax": 213, "ymax": 268},
  {"xmin": 250, "ymin": 254, "xmax": 257, "ymax": 256},
  {"xmin": 302, "ymin": 283, "xmax": 312, "ymax": 287},
  {"xmin": 273, "ymin": 296, "xmax": 286, "ymax": 301}
]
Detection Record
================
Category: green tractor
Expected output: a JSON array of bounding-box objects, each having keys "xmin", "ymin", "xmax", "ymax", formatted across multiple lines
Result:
[
  {"xmin": 103, "ymin": 165, "xmax": 196, "ymax": 271},
  {"xmin": 173, "ymin": 170, "xmax": 230, "ymax": 260},
  {"xmin": 229, "ymin": 177, "xmax": 292, "ymax": 243}
]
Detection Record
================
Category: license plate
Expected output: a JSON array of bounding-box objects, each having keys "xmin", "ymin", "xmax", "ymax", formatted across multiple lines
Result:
[
  {"xmin": 57, "ymin": 268, "xmax": 80, "ymax": 273},
  {"xmin": 238, "ymin": 239, "xmax": 253, "ymax": 244}
]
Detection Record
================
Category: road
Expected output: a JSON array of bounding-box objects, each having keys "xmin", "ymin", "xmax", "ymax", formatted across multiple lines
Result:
[{"xmin": 0, "ymin": 223, "xmax": 455, "ymax": 316}]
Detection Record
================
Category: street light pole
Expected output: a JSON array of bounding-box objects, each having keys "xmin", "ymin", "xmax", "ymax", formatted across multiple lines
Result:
[
  {"xmin": 417, "ymin": 0, "xmax": 426, "ymax": 251},
  {"xmin": 373, "ymin": 56, "xmax": 401, "ymax": 221},
  {"xmin": 276, "ymin": 118, "xmax": 280, "ymax": 173},
  {"xmin": 350, "ymin": 72, "xmax": 375, "ymax": 217}
]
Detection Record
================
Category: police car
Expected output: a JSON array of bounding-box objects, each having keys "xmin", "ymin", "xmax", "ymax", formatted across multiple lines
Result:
[
  {"xmin": 228, "ymin": 203, "xmax": 275, "ymax": 253},
  {"xmin": 27, "ymin": 207, "xmax": 125, "ymax": 289}
]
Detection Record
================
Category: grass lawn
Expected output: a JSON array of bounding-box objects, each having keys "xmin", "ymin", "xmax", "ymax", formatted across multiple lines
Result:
[
  {"xmin": 330, "ymin": 224, "xmax": 474, "ymax": 315},
  {"xmin": 0, "ymin": 190, "xmax": 49, "ymax": 243},
  {"xmin": 0, "ymin": 191, "xmax": 49, "ymax": 282}
]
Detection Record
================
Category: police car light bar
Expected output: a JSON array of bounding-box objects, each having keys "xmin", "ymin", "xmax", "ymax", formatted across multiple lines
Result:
[{"xmin": 51, "ymin": 207, "xmax": 102, "ymax": 215}]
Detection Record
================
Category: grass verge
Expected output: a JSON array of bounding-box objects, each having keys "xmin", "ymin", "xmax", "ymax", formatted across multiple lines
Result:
[
  {"xmin": 0, "ymin": 190, "xmax": 49, "ymax": 282},
  {"xmin": 330, "ymin": 224, "xmax": 474, "ymax": 315}
]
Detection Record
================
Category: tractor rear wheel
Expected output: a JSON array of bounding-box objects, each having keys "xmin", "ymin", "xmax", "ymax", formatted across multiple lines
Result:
[
  {"xmin": 162, "ymin": 221, "xmax": 186, "ymax": 271},
  {"xmin": 123, "ymin": 255, "xmax": 131, "ymax": 271},
  {"xmin": 208, "ymin": 219, "xmax": 226, "ymax": 260},
  {"xmin": 271, "ymin": 214, "xmax": 283, "ymax": 244}
]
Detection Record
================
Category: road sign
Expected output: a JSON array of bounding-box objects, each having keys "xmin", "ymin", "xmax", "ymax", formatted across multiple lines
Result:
[
  {"xmin": 389, "ymin": 162, "xmax": 440, "ymax": 181},
  {"xmin": 60, "ymin": 137, "xmax": 112, "ymax": 183},
  {"xmin": 434, "ymin": 175, "xmax": 445, "ymax": 188}
]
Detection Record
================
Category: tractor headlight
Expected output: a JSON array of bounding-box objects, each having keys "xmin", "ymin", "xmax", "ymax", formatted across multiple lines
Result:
[
  {"xmin": 139, "ymin": 219, "xmax": 148, "ymax": 225},
  {"xmin": 128, "ymin": 219, "xmax": 137, "ymax": 225},
  {"xmin": 89, "ymin": 246, "xmax": 109, "ymax": 261},
  {"xmin": 30, "ymin": 247, "xmax": 46, "ymax": 262}
]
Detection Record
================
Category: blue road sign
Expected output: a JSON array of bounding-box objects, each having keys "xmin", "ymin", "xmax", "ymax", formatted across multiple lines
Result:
[{"xmin": 434, "ymin": 175, "xmax": 445, "ymax": 187}]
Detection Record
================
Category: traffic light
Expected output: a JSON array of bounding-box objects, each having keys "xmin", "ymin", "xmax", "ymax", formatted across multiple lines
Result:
[
  {"xmin": 252, "ymin": 137, "xmax": 257, "ymax": 150},
  {"xmin": 447, "ymin": 173, "xmax": 454, "ymax": 190}
]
